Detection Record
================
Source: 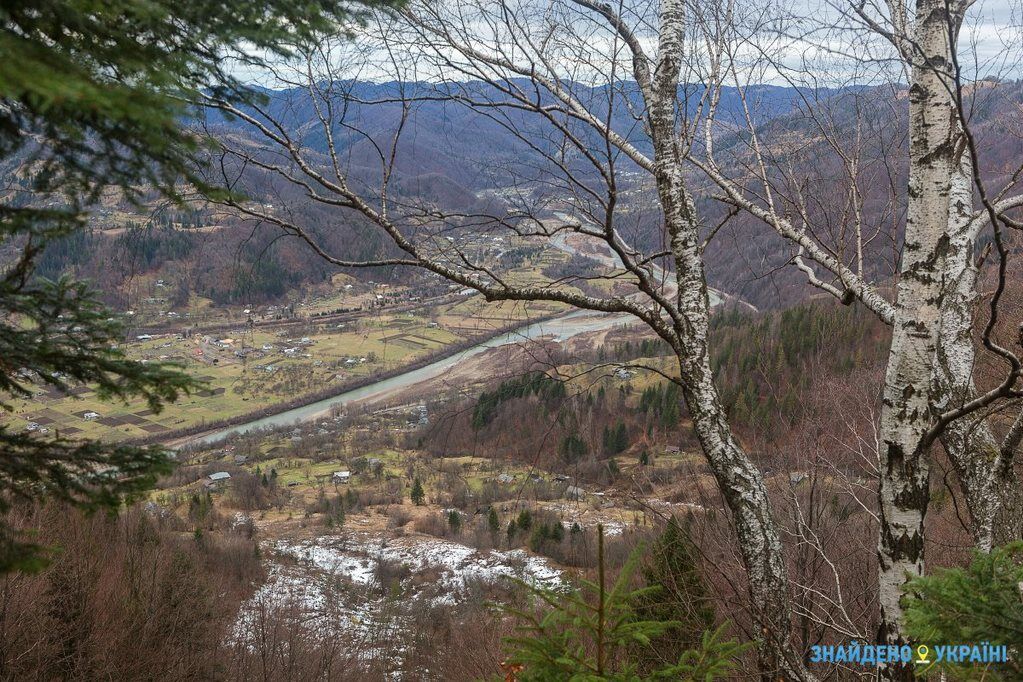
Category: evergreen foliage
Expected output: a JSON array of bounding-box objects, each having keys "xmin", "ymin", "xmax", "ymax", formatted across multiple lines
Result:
[
  {"xmin": 602, "ymin": 421, "xmax": 629, "ymax": 456},
  {"xmin": 637, "ymin": 382, "xmax": 682, "ymax": 430},
  {"xmin": 498, "ymin": 525, "xmax": 745, "ymax": 680},
  {"xmin": 633, "ymin": 517, "xmax": 715, "ymax": 671},
  {"xmin": 410, "ymin": 478, "xmax": 425, "ymax": 505},
  {"xmin": 0, "ymin": 0, "xmax": 397, "ymax": 571},
  {"xmin": 709, "ymin": 304, "xmax": 886, "ymax": 433},
  {"xmin": 902, "ymin": 542, "xmax": 1023, "ymax": 680},
  {"xmin": 322, "ymin": 493, "xmax": 345, "ymax": 529},
  {"xmin": 517, "ymin": 509, "xmax": 533, "ymax": 532},
  {"xmin": 472, "ymin": 372, "xmax": 566, "ymax": 430},
  {"xmin": 447, "ymin": 509, "xmax": 462, "ymax": 533},
  {"xmin": 488, "ymin": 507, "xmax": 501, "ymax": 537},
  {"xmin": 528, "ymin": 521, "xmax": 566, "ymax": 553},
  {"xmin": 560, "ymin": 432, "xmax": 589, "ymax": 463}
]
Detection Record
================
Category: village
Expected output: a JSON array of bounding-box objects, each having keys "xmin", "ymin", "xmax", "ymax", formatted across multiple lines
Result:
[
  {"xmin": 0, "ymin": 267, "xmax": 569, "ymax": 443},
  {"xmin": 125, "ymin": 309, "xmax": 758, "ymax": 680}
]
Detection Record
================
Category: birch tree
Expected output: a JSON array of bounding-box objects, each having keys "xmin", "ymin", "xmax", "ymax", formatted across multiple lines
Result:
[
  {"xmin": 198, "ymin": 3, "xmax": 817, "ymax": 676},
  {"xmin": 197, "ymin": 0, "xmax": 1023, "ymax": 678},
  {"xmin": 697, "ymin": 0, "xmax": 1023, "ymax": 676}
]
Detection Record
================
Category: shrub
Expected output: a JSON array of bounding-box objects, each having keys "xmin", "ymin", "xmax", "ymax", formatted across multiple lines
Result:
[
  {"xmin": 902, "ymin": 542, "xmax": 1023, "ymax": 680},
  {"xmin": 498, "ymin": 525, "xmax": 745, "ymax": 680}
]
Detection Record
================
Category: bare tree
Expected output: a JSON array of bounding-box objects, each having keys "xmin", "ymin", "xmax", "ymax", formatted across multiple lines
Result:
[
  {"xmin": 696, "ymin": 0, "xmax": 1023, "ymax": 676},
  {"xmin": 197, "ymin": 0, "xmax": 1023, "ymax": 678},
  {"xmin": 198, "ymin": 4, "xmax": 816, "ymax": 676}
]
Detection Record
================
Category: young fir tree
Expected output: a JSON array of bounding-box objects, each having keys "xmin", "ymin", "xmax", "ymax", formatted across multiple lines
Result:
[
  {"xmin": 0, "ymin": 0, "xmax": 398, "ymax": 571},
  {"xmin": 559, "ymin": 432, "xmax": 589, "ymax": 463},
  {"xmin": 517, "ymin": 509, "xmax": 533, "ymax": 532},
  {"xmin": 902, "ymin": 542, "xmax": 1023, "ymax": 680},
  {"xmin": 488, "ymin": 507, "xmax": 501, "ymax": 538},
  {"xmin": 410, "ymin": 478, "xmax": 425, "ymax": 505},
  {"xmin": 498, "ymin": 525, "xmax": 744, "ymax": 680},
  {"xmin": 601, "ymin": 421, "xmax": 629, "ymax": 456},
  {"xmin": 633, "ymin": 516, "xmax": 716, "ymax": 672},
  {"xmin": 324, "ymin": 495, "xmax": 345, "ymax": 529}
]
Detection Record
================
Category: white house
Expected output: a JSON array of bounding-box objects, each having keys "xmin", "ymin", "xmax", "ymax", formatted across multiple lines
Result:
[
  {"xmin": 332, "ymin": 471, "xmax": 351, "ymax": 484},
  {"xmin": 83, "ymin": 411, "xmax": 100, "ymax": 421},
  {"xmin": 208, "ymin": 471, "xmax": 231, "ymax": 483}
]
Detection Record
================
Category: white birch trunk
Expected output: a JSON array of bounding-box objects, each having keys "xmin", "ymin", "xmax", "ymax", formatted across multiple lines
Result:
[
  {"xmin": 935, "ymin": 152, "xmax": 1012, "ymax": 550},
  {"xmin": 934, "ymin": 143, "xmax": 1023, "ymax": 551},
  {"xmin": 877, "ymin": 2, "xmax": 958, "ymax": 677},
  {"xmin": 645, "ymin": 5, "xmax": 813, "ymax": 674},
  {"xmin": 643, "ymin": 2, "xmax": 812, "ymax": 677},
  {"xmin": 672, "ymin": 248, "xmax": 813, "ymax": 680}
]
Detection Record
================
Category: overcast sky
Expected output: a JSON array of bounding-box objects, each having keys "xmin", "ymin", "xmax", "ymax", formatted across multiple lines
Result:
[{"xmin": 232, "ymin": 0, "xmax": 1023, "ymax": 87}]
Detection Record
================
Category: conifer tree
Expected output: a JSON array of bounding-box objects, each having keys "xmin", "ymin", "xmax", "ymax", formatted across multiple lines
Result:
[
  {"xmin": 0, "ymin": 0, "xmax": 397, "ymax": 571},
  {"xmin": 902, "ymin": 542, "xmax": 1023, "ymax": 680},
  {"xmin": 517, "ymin": 509, "xmax": 533, "ymax": 531},
  {"xmin": 410, "ymin": 478, "xmax": 425, "ymax": 505},
  {"xmin": 499, "ymin": 525, "xmax": 744, "ymax": 680},
  {"xmin": 488, "ymin": 507, "xmax": 500, "ymax": 537},
  {"xmin": 634, "ymin": 517, "xmax": 716, "ymax": 672},
  {"xmin": 507, "ymin": 519, "xmax": 519, "ymax": 543},
  {"xmin": 447, "ymin": 510, "xmax": 462, "ymax": 534}
]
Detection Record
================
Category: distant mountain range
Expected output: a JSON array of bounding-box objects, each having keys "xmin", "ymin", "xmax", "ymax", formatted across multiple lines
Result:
[
  {"xmin": 208, "ymin": 80, "xmax": 846, "ymax": 198},
  {"xmin": 33, "ymin": 79, "xmax": 1023, "ymax": 311}
]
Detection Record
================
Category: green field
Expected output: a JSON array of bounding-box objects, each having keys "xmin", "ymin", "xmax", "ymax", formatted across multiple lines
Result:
[{"xmin": 1, "ymin": 296, "xmax": 562, "ymax": 442}]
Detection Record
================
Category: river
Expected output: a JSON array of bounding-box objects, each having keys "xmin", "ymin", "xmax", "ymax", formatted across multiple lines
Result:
[
  {"xmin": 181, "ymin": 308, "xmax": 633, "ymax": 447},
  {"xmin": 182, "ymin": 228, "xmax": 735, "ymax": 447}
]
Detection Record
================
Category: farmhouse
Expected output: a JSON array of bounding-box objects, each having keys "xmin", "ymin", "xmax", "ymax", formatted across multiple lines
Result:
[{"xmin": 332, "ymin": 471, "xmax": 351, "ymax": 484}]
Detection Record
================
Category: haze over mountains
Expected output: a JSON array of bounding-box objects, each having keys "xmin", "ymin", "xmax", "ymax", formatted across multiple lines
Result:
[{"xmin": 33, "ymin": 78, "xmax": 1023, "ymax": 312}]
